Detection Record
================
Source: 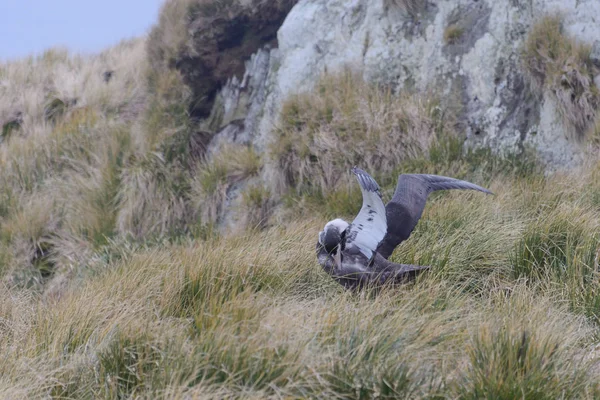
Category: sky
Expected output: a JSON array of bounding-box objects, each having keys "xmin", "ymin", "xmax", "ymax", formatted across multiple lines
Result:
[{"xmin": 0, "ymin": 0, "xmax": 165, "ymax": 61}]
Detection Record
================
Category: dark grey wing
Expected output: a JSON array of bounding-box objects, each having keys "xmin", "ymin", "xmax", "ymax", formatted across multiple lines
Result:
[
  {"xmin": 345, "ymin": 167, "xmax": 387, "ymax": 261},
  {"xmin": 376, "ymin": 174, "xmax": 493, "ymax": 259},
  {"xmin": 317, "ymin": 242, "xmax": 427, "ymax": 290},
  {"xmin": 371, "ymin": 252, "xmax": 430, "ymax": 285}
]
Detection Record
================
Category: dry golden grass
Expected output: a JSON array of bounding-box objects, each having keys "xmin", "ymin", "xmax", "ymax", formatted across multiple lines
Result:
[
  {"xmin": 190, "ymin": 144, "xmax": 262, "ymax": 227},
  {"xmin": 2, "ymin": 7, "xmax": 600, "ymax": 396},
  {"xmin": 0, "ymin": 33, "xmax": 197, "ymax": 286},
  {"xmin": 269, "ymin": 68, "xmax": 449, "ymax": 198},
  {"xmin": 116, "ymin": 152, "xmax": 191, "ymax": 240},
  {"xmin": 1, "ymin": 160, "xmax": 600, "ymax": 397},
  {"xmin": 0, "ymin": 39, "xmax": 150, "ymax": 288},
  {"xmin": 0, "ymin": 40, "xmax": 147, "ymax": 130}
]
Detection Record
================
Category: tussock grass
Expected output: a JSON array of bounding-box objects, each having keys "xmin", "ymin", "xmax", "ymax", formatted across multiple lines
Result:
[
  {"xmin": 522, "ymin": 15, "xmax": 600, "ymax": 138},
  {"xmin": 1, "ymin": 120, "xmax": 600, "ymax": 397},
  {"xmin": 2, "ymin": 14, "xmax": 600, "ymax": 396},
  {"xmin": 0, "ymin": 41, "xmax": 148, "ymax": 289},
  {"xmin": 0, "ymin": 36, "xmax": 199, "ymax": 288},
  {"xmin": 239, "ymin": 184, "xmax": 274, "ymax": 230},
  {"xmin": 0, "ymin": 115, "xmax": 135, "ymax": 286},
  {"xmin": 116, "ymin": 152, "xmax": 191, "ymax": 240},
  {"xmin": 270, "ymin": 68, "xmax": 449, "ymax": 199},
  {"xmin": 590, "ymin": 114, "xmax": 600, "ymax": 147},
  {"xmin": 458, "ymin": 289, "xmax": 595, "ymax": 399},
  {"xmin": 190, "ymin": 144, "xmax": 262, "ymax": 226},
  {"xmin": 143, "ymin": 68, "xmax": 194, "ymax": 163},
  {"xmin": 0, "ymin": 40, "xmax": 147, "ymax": 128}
]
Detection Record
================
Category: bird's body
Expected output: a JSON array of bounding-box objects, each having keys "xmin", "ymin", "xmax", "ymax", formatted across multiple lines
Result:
[
  {"xmin": 316, "ymin": 242, "xmax": 428, "ymax": 289},
  {"xmin": 316, "ymin": 168, "xmax": 492, "ymax": 289}
]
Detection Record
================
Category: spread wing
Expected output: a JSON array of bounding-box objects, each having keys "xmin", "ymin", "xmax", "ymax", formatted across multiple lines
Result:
[
  {"xmin": 376, "ymin": 174, "xmax": 493, "ymax": 259},
  {"xmin": 344, "ymin": 167, "xmax": 387, "ymax": 260}
]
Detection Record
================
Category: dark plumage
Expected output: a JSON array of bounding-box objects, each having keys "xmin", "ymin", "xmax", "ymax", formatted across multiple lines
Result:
[
  {"xmin": 316, "ymin": 168, "xmax": 493, "ymax": 289},
  {"xmin": 316, "ymin": 243, "xmax": 429, "ymax": 290},
  {"xmin": 377, "ymin": 174, "xmax": 493, "ymax": 259}
]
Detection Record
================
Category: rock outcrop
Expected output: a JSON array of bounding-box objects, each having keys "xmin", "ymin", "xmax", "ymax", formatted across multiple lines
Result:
[
  {"xmin": 171, "ymin": 0, "xmax": 600, "ymax": 227},
  {"xmin": 152, "ymin": 0, "xmax": 298, "ymax": 120},
  {"xmin": 204, "ymin": 0, "xmax": 600, "ymax": 169}
]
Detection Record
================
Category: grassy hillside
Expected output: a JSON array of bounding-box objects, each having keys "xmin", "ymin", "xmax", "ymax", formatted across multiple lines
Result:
[
  {"xmin": 1, "ymin": 2, "xmax": 600, "ymax": 398},
  {"xmin": 2, "ymin": 164, "xmax": 600, "ymax": 398}
]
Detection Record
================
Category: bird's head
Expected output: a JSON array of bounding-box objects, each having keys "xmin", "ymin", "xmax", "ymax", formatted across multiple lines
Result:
[{"xmin": 318, "ymin": 219, "xmax": 349, "ymax": 268}]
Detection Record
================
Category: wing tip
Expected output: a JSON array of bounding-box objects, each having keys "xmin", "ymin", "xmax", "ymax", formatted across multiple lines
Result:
[
  {"xmin": 351, "ymin": 166, "xmax": 380, "ymax": 192},
  {"xmin": 476, "ymin": 185, "xmax": 494, "ymax": 195},
  {"xmin": 421, "ymin": 174, "xmax": 494, "ymax": 196}
]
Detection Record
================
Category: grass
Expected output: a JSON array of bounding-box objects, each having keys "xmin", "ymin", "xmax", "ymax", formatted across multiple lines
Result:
[
  {"xmin": 1, "ymin": 194, "xmax": 600, "ymax": 397},
  {"xmin": 190, "ymin": 144, "xmax": 262, "ymax": 227},
  {"xmin": 590, "ymin": 114, "xmax": 600, "ymax": 146},
  {"xmin": 457, "ymin": 292, "xmax": 594, "ymax": 399},
  {"xmin": 269, "ymin": 68, "xmax": 451, "ymax": 200},
  {"xmin": 239, "ymin": 184, "xmax": 274, "ymax": 230},
  {"xmin": 1, "ymin": 98, "xmax": 599, "ymax": 397},
  {"xmin": 521, "ymin": 14, "xmax": 600, "ymax": 138},
  {"xmin": 444, "ymin": 24, "xmax": 464, "ymax": 44},
  {"xmin": 1, "ymin": 113, "xmax": 22, "ymax": 140},
  {"xmin": 0, "ymin": 40, "xmax": 150, "ymax": 289},
  {"xmin": 0, "ymin": 33, "xmax": 198, "ymax": 287},
  {"xmin": 2, "ymin": 4, "xmax": 600, "ymax": 397}
]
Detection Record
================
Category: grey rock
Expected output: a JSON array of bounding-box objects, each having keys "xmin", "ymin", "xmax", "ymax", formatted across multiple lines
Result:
[
  {"xmin": 198, "ymin": 0, "xmax": 600, "ymax": 228},
  {"xmin": 590, "ymin": 40, "xmax": 600, "ymax": 67},
  {"xmin": 252, "ymin": 0, "xmax": 600, "ymax": 170},
  {"xmin": 165, "ymin": 0, "xmax": 298, "ymax": 120},
  {"xmin": 204, "ymin": 47, "xmax": 273, "ymax": 157},
  {"xmin": 594, "ymin": 74, "xmax": 600, "ymax": 90}
]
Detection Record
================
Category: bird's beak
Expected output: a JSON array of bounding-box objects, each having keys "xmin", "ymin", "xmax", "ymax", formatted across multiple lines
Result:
[{"xmin": 333, "ymin": 248, "xmax": 342, "ymax": 270}]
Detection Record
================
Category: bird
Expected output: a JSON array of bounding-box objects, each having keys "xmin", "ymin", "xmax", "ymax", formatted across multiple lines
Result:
[{"xmin": 316, "ymin": 167, "xmax": 493, "ymax": 289}]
